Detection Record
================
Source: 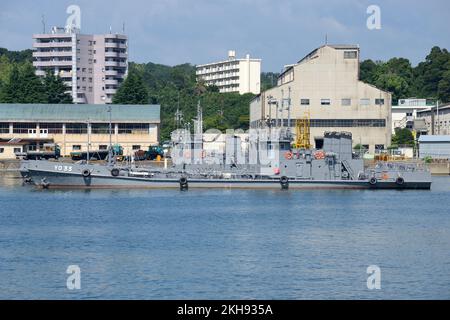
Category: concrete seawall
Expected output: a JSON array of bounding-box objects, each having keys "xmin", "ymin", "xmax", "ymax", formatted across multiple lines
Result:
[
  {"xmin": 428, "ymin": 162, "xmax": 450, "ymax": 176},
  {"xmin": 0, "ymin": 160, "xmax": 20, "ymax": 172}
]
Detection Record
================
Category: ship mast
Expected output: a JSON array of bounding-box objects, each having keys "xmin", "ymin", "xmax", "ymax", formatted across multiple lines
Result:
[{"xmin": 107, "ymin": 105, "xmax": 113, "ymax": 166}]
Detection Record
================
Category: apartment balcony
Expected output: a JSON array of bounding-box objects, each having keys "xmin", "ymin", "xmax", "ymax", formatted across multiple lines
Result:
[
  {"xmin": 33, "ymin": 42, "xmax": 72, "ymax": 48},
  {"xmin": 105, "ymin": 88, "xmax": 117, "ymax": 95},
  {"xmin": 74, "ymin": 96, "xmax": 86, "ymax": 104},
  {"xmin": 105, "ymin": 42, "xmax": 127, "ymax": 49},
  {"xmin": 58, "ymin": 71, "xmax": 73, "ymax": 78},
  {"xmin": 105, "ymin": 69, "xmax": 119, "ymax": 76},
  {"xmin": 33, "ymin": 51, "xmax": 72, "ymax": 58},
  {"xmin": 105, "ymin": 79, "xmax": 119, "ymax": 85},
  {"xmin": 105, "ymin": 51, "xmax": 128, "ymax": 58},
  {"xmin": 105, "ymin": 61, "xmax": 128, "ymax": 68},
  {"xmin": 33, "ymin": 60, "xmax": 73, "ymax": 67}
]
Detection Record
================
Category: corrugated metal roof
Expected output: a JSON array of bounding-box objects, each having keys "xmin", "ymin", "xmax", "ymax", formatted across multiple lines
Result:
[
  {"xmin": 418, "ymin": 135, "xmax": 450, "ymax": 143},
  {"xmin": 0, "ymin": 104, "xmax": 160, "ymax": 123}
]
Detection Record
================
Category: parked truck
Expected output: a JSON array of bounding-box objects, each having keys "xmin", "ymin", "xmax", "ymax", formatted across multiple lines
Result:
[{"xmin": 17, "ymin": 143, "xmax": 61, "ymax": 160}]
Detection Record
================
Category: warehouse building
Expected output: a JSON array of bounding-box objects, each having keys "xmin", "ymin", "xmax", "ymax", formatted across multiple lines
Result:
[
  {"xmin": 418, "ymin": 135, "xmax": 450, "ymax": 159},
  {"xmin": 0, "ymin": 104, "xmax": 160, "ymax": 157},
  {"xmin": 250, "ymin": 45, "xmax": 392, "ymax": 153}
]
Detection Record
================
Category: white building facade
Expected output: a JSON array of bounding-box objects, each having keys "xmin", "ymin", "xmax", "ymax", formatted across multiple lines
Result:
[
  {"xmin": 33, "ymin": 27, "xmax": 128, "ymax": 104},
  {"xmin": 196, "ymin": 51, "xmax": 261, "ymax": 94},
  {"xmin": 391, "ymin": 98, "xmax": 433, "ymax": 133},
  {"xmin": 250, "ymin": 45, "xmax": 392, "ymax": 153}
]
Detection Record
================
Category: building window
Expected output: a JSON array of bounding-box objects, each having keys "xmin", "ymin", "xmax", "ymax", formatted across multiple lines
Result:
[
  {"xmin": 0, "ymin": 148, "xmax": 4, "ymax": 153},
  {"xmin": 72, "ymin": 145, "xmax": 81, "ymax": 151},
  {"xmin": 14, "ymin": 148, "xmax": 21, "ymax": 153},
  {"xmin": 300, "ymin": 99, "xmax": 310, "ymax": 105},
  {"xmin": 39, "ymin": 123, "xmax": 63, "ymax": 134},
  {"xmin": 13, "ymin": 123, "xmax": 36, "ymax": 134},
  {"xmin": 132, "ymin": 145, "xmax": 141, "ymax": 150},
  {"xmin": 321, "ymin": 99, "xmax": 331, "ymax": 106},
  {"xmin": 99, "ymin": 145, "xmax": 108, "ymax": 150},
  {"xmin": 118, "ymin": 123, "xmax": 149, "ymax": 134},
  {"xmin": 341, "ymin": 98, "xmax": 351, "ymax": 106},
  {"xmin": 344, "ymin": 51, "xmax": 357, "ymax": 59},
  {"xmin": 304, "ymin": 119, "xmax": 386, "ymax": 127},
  {"xmin": 66, "ymin": 123, "xmax": 88, "ymax": 134},
  {"xmin": 0, "ymin": 123, "xmax": 9, "ymax": 133},
  {"xmin": 375, "ymin": 98, "xmax": 385, "ymax": 105},
  {"xmin": 91, "ymin": 123, "xmax": 110, "ymax": 134},
  {"xmin": 375, "ymin": 144, "xmax": 385, "ymax": 151},
  {"xmin": 360, "ymin": 98, "xmax": 370, "ymax": 106}
]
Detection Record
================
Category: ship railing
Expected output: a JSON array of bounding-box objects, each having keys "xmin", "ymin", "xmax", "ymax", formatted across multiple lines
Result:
[{"xmin": 373, "ymin": 161, "xmax": 429, "ymax": 172}]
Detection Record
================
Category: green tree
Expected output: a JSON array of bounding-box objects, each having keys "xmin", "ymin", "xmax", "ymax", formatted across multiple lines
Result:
[
  {"xmin": 413, "ymin": 46, "xmax": 450, "ymax": 99},
  {"xmin": 261, "ymin": 72, "xmax": 279, "ymax": 91},
  {"xmin": 42, "ymin": 71, "xmax": 72, "ymax": 104},
  {"xmin": 391, "ymin": 128, "xmax": 414, "ymax": 147},
  {"xmin": 0, "ymin": 64, "xmax": 22, "ymax": 102},
  {"xmin": 16, "ymin": 62, "xmax": 47, "ymax": 103},
  {"xmin": 0, "ymin": 55, "xmax": 13, "ymax": 85},
  {"xmin": 112, "ymin": 70, "xmax": 149, "ymax": 104},
  {"xmin": 438, "ymin": 69, "xmax": 450, "ymax": 103}
]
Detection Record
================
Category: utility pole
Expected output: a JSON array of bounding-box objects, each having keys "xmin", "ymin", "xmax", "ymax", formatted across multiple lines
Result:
[
  {"xmin": 287, "ymin": 87, "xmax": 292, "ymax": 139},
  {"xmin": 437, "ymin": 100, "xmax": 440, "ymax": 135},
  {"xmin": 108, "ymin": 106, "xmax": 113, "ymax": 166}
]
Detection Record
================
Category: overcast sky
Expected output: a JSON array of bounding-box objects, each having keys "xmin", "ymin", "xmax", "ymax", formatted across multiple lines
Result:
[{"xmin": 1, "ymin": 0, "xmax": 449, "ymax": 71}]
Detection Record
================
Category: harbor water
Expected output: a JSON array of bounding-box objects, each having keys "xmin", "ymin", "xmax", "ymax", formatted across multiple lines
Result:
[{"xmin": 0, "ymin": 173, "xmax": 449, "ymax": 299}]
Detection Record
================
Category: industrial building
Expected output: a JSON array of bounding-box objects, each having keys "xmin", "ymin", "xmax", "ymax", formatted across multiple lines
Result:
[
  {"xmin": 33, "ymin": 27, "xmax": 128, "ymax": 104},
  {"xmin": 249, "ymin": 45, "xmax": 392, "ymax": 153},
  {"xmin": 0, "ymin": 104, "xmax": 160, "ymax": 158},
  {"xmin": 196, "ymin": 50, "xmax": 261, "ymax": 94},
  {"xmin": 418, "ymin": 135, "xmax": 450, "ymax": 159},
  {"xmin": 416, "ymin": 103, "xmax": 450, "ymax": 135}
]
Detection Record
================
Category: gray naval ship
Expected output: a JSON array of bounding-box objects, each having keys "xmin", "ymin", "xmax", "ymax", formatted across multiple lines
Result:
[{"xmin": 20, "ymin": 130, "xmax": 432, "ymax": 190}]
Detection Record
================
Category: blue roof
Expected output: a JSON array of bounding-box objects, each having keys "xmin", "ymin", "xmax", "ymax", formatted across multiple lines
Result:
[
  {"xmin": 418, "ymin": 135, "xmax": 450, "ymax": 143},
  {"xmin": 0, "ymin": 104, "xmax": 160, "ymax": 123}
]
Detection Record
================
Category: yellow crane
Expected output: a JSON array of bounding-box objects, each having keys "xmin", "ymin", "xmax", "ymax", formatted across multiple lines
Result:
[{"xmin": 293, "ymin": 111, "xmax": 311, "ymax": 149}]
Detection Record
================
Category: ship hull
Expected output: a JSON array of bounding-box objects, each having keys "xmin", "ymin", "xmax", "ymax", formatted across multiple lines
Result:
[{"xmin": 25, "ymin": 169, "xmax": 432, "ymax": 190}]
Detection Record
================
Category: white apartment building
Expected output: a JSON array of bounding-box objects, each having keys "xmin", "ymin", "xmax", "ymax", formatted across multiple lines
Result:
[
  {"xmin": 33, "ymin": 26, "xmax": 128, "ymax": 104},
  {"xmin": 196, "ymin": 50, "xmax": 261, "ymax": 94},
  {"xmin": 250, "ymin": 45, "xmax": 392, "ymax": 153}
]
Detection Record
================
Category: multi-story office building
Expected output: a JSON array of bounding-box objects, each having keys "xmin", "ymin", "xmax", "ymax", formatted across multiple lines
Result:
[
  {"xmin": 250, "ymin": 45, "xmax": 392, "ymax": 153},
  {"xmin": 196, "ymin": 50, "xmax": 261, "ymax": 94},
  {"xmin": 33, "ymin": 26, "xmax": 128, "ymax": 104}
]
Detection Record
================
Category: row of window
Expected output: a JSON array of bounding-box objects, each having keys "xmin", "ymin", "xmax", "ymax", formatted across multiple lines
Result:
[
  {"xmin": 299, "ymin": 98, "xmax": 385, "ymax": 106},
  {"xmin": 0, "ymin": 147, "xmax": 22, "ymax": 154},
  {"xmin": 252, "ymin": 119, "xmax": 386, "ymax": 128},
  {"xmin": 0, "ymin": 123, "xmax": 150, "ymax": 134}
]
